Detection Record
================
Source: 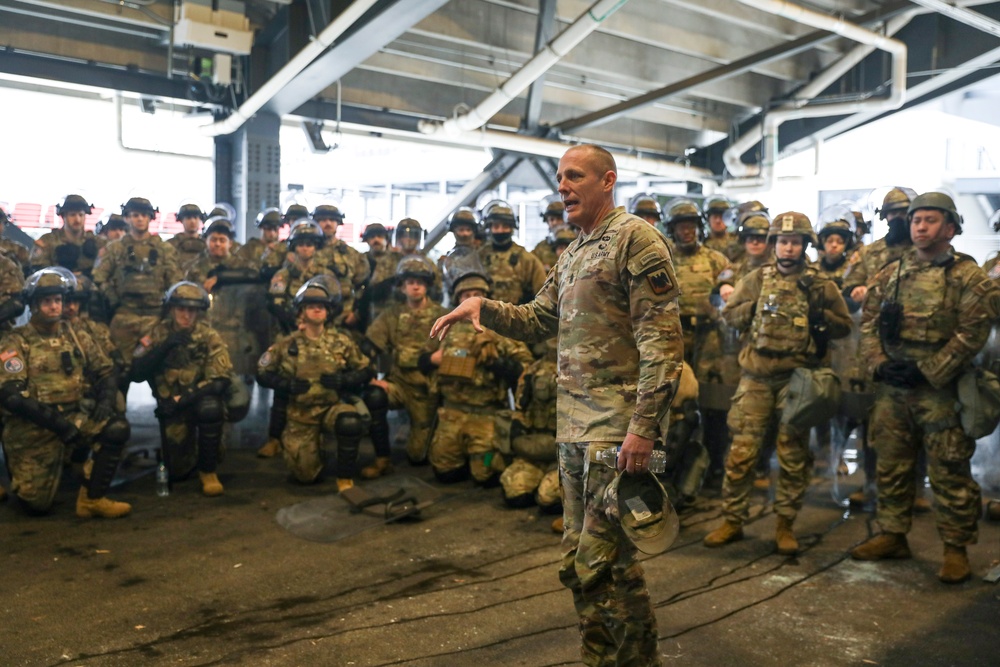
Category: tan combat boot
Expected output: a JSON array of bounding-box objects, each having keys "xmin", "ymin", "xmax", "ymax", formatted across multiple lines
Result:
[
  {"xmin": 336, "ymin": 478, "xmax": 355, "ymax": 493},
  {"xmin": 257, "ymin": 438, "xmax": 281, "ymax": 458},
  {"xmin": 199, "ymin": 472, "xmax": 224, "ymax": 497},
  {"xmin": 775, "ymin": 515, "xmax": 799, "ymax": 555},
  {"xmin": 704, "ymin": 520, "xmax": 744, "ymax": 548},
  {"xmin": 551, "ymin": 516, "xmax": 564, "ymax": 534},
  {"xmin": 849, "ymin": 532, "xmax": 911, "ymax": 560},
  {"xmin": 938, "ymin": 545, "xmax": 971, "ymax": 584},
  {"xmin": 360, "ymin": 457, "xmax": 393, "ymax": 480},
  {"xmin": 76, "ymin": 487, "xmax": 131, "ymax": 519},
  {"xmin": 753, "ymin": 477, "xmax": 771, "ymax": 491}
]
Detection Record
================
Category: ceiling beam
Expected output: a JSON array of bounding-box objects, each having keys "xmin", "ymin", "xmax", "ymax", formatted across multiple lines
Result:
[{"xmin": 522, "ymin": 0, "xmax": 558, "ymax": 132}]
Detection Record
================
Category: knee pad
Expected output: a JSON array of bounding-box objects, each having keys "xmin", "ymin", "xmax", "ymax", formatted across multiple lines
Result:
[
  {"xmin": 195, "ymin": 395, "xmax": 225, "ymax": 424},
  {"xmin": 335, "ymin": 412, "xmax": 365, "ymax": 438},
  {"xmin": 362, "ymin": 385, "xmax": 390, "ymax": 412},
  {"xmin": 433, "ymin": 465, "xmax": 469, "ymax": 484},
  {"xmin": 99, "ymin": 417, "xmax": 131, "ymax": 449},
  {"xmin": 225, "ymin": 379, "xmax": 251, "ymax": 423},
  {"xmin": 503, "ymin": 492, "xmax": 535, "ymax": 509}
]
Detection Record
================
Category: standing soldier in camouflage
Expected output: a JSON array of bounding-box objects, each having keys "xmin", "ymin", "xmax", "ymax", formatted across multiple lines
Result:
[
  {"xmin": 363, "ymin": 254, "xmax": 447, "ymax": 472},
  {"xmin": 394, "ymin": 218, "xmax": 444, "ymax": 303},
  {"xmin": 478, "ymin": 200, "xmax": 546, "ymax": 307},
  {"xmin": 95, "ymin": 214, "xmax": 128, "ymax": 245},
  {"xmin": 531, "ymin": 196, "xmax": 569, "ymax": 272},
  {"xmin": 357, "ymin": 221, "xmax": 403, "ymax": 330},
  {"xmin": 167, "ymin": 202, "xmax": 208, "ymax": 270},
  {"xmin": 130, "ymin": 282, "xmax": 234, "ymax": 496},
  {"xmin": 813, "ymin": 205, "xmax": 857, "ymax": 287},
  {"xmin": 438, "ymin": 208, "xmax": 480, "ymax": 295},
  {"xmin": 425, "ymin": 261, "xmax": 531, "ymax": 485},
  {"xmin": 627, "ymin": 192, "xmax": 663, "ymax": 227},
  {"xmin": 257, "ymin": 277, "xmax": 373, "ymax": 490},
  {"xmin": 703, "ymin": 197, "xmax": 742, "ymax": 262},
  {"xmin": 715, "ymin": 213, "xmax": 772, "ymax": 301},
  {"xmin": 0, "ymin": 253, "xmax": 25, "ymax": 331},
  {"xmin": 31, "ymin": 194, "xmax": 105, "ymax": 278},
  {"xmin": 850, "ymin": 193, "xmax": 998, "ymax": 584},
  {"xmin": 0, "ymin": 206, "xmax": 31, "ymax": 272},
  {"xmin": 62, "ymin": 275, "xmax": 125, "ymax": 379},
  {"xmin": 0, "ymin": 269, "xmax": 131, "ymax": 517},
  {"xmin": 312, "ymin": 204, "xmax": 368, "ymax": 327},
  {"xmin": 93, "ymin": 197, "xmax": 182, "ymax": 375},
  {"xmin": 433, "ymin": 145, "xmax": 682, "ymax": 667},
  {"xmin": 267, "ymin": 219, "xmax": 331, "ymax": 334},
  {"xmin": 237, "ymin": 207, "xmax": 283, "ymax": 271},
  {"xmin": 704, "ymin": 212, "xmax": 852, "ymax": 554}
]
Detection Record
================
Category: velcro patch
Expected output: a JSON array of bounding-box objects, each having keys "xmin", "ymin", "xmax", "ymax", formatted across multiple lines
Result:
[
  {"xmin": 647, "ymin": 268, "xmax": 674, "ymax": 295},
  {"xmin": 0, "ymin": 349, "xmax": 16, "ymax": 362}
]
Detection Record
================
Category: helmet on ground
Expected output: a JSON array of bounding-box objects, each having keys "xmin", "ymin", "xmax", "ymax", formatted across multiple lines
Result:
[
  {"xmin": 176, "ymin": 203, "xmax": 206, "ymax": 221},
  {"xmin": 768, "ymin": 211, "xmax": 817, "ymax": 246},
  {"xmin": 445, "ymin": 246, "xmax": 492, "ymax": 300},
  {"xmin": 25, "ymin": 267, "xmax": 77, "ymax": 304},
  {"xmin": 449, "ymin": 207, "xmax": 479, "ymax": 234},
  {"xmin": 908, "ymin": 191, "xmax": 963, "ymax": 232},
  {"xmin": 737, "ymin": 213, "xmax": 771, "ymax": 241},
  {"xmin": 203, "ymin": 216, "xmax": 237, "ymax": 239},
  {"xmin": 815, "ymin": 204, "xmax": 857, "ymax": 251},
  {"xmin": 96, "ymin": 214, "xmax": 127, "ymax": 236},
  {"xmin": 362, "ymin": 222, "xmax": 389, "ymax": 242},
  {"xmin": 287, "ymin": 218, "xmax": 325, "ymax": 249},
  {"xmin": 628, "ymin": 193, "xmax": 662, "ymax": 221},
  {"xmin": 163, "ymin": 281, "xmax": 210, "ymax": 310},
  {"xmin": 293, "ymin": 274, "xmax": 343, "ymax": 318},
  {"xmin": 312, "ymin": 204, "xmax": 345, "ymax": 222},
  {"xmin": 57, "ymin": 194, "xmax": 94, "ymax": 216},
  {"xmin": 480, "ymin": 200, "xmax": 518, "ymax": 229},
  {"xmin": 394, "ymin": 218, "xmax": 425, "ymax": 248},
  {"xmin": 282, "ymin": 203, "xmax": 310, "ymax": 225},
  {"xmin": 255, "ymin": 207, "xmax": 283, "ymax": 229},
  {"xmin": 395, "ymin": 254, "xmax": 436, "ymax": 285},
  {"xmin": 122, "ymin": 197, "xmax": 157, "ymax": 217}
]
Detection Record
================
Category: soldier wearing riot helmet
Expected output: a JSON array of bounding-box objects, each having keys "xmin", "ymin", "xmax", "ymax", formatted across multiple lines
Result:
[
  {"xmin": 30, "ymin": 194, "xmax": 105, "ymax": 278},
  {"xmin": 850, "ymin": 192, "xmax": 999, "ymax": 584},
  {"xmin": 130, "ymin": 281, "xmax": 235, "ymax": 497},
  {"xmin": 703, "ymin": 196, "xmax": 742, "ymax": 261},
  {"xmin": 628, "ymin": 192, "xmax": 662, "ymax": 226},
  {"xmin": 257, "ymin": 276, "xmax": 373, "ymax": 489},
  {"xmin": 168, "ymin": 202, "xmax": 208, "ymax": 270},
  {"xmin": 716, "ymin": 214, "xmax": 772, "ymax": 303},
  {"xmin": 0, "ymin": 205, "xmax": 31, "ymax": 272},
  {"xmin": 815, "ymin": 204, "xmax": 857, "ymax": 287},
  {"xmin": 282, "ymin": 203, "xmax": 309, "ymax": 226},
  {"xmin": 0, "ymin": 268, "xmax": 132, "ymax": 517},
  {"xmin": 448, "ymin": 207, "xmax": 479, "ymax": 250},
  {"xmin": 241, "ymin": 207, "xmax": 287, "ymax": 277},
  {"xmin": 531, "ymin": 196, "xmax": 571, "ymax": 272},
  {"xmin": 842, "ymin": 187, "xmax": 917, "ymax": 309},
  {"xmin": 60, "ymin": 272, "xmax": 125, "ymax": 380},
  {"xmin": 0, "ymin": 250, "xmax": 24, "ymax": 333},
  {"xmin": 92, "ymin": 197, "xmax": 182, "ymax": 373},
  {"xmin": 313, "ymin": 204, "xmax": 370, "ymax": 326},
  {"xmin": 704, "ymin": 212, "xmax": 852, "ymax": 555},
  {"xmin": 95, "ymin": 214, "xmax": 128, "ymax": 243},
  {"xmin": 364, "ymin": 254, "xmax": 448, "ymax": 472},
  {"xmin": 358, "ymin": 221, "xmax": 403, "ymax": 330},
  {"xmin": 478, "ymin": 200, "xmax": 546, "ymax": 307}
]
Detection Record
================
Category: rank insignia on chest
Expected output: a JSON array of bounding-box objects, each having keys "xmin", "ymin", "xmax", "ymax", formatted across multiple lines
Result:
[{"xmin": 647, "ymin": 268, "xmax": 673, "ymax": 295}]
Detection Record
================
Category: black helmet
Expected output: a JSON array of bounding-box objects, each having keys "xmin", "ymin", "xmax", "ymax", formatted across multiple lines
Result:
[
  {"xmin": 122, "ymin": 197, "xmax": 158, "ymax": 217},
  {"xmin": 163, "ymin": 281, "xmax": 210, "ymax": 310},
  {"xmin": 394, "ymin": 218, "xmax": 424, "ymax": 248},
  {"xmin": 255, "ymin": 207, "xmax": 283, "ymax": 229},
  {"xmin": 480, "ymin": 200, "xmax": 518, "ymax": 230},
  {"xmin": 312, "ymin": 204, "xmax": 345, "ymax": 222},
  {"xmin": 293, "ymin": 274, "xmax": 343, "ymax": 319},
  {"xmin": 448, "ymin": 207, "xmax": 479, "ymax": 234},
  {"xmin": 395, "ymin": 254, "xmax": 436, "ymax": 285},
  {"xmin": 96, "ymin": 214, "xmax": 128, "ymax": 236},
  {"xmin": 202, "ymin": 216, "xmax": 236, "ymax": 239},
  {"xmin": 56, "ymin": 194, "xmax": 94, "ymax": 216},
  {"xmin": 283, "ymin": 203, "xmax": 310, "ymax": 225},
  {"xmin": 362, "ymin": 222, "xmax": 389, "ymax": 242},
  {"xmin": 287, "ymin": 218, "xmax": 325, "ymax": 249},
  {"xmin": 24, "ymin": 267, "xmax": 77, "ymax": 302},
  {"xmin": 177, "ymin": 202, "xmax": 207, "ymax": 221}
]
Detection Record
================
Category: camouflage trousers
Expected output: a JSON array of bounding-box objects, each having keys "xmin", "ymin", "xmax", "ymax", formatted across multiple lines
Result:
[
  {"xmin": 500, "ymin": 458, "xmax": 561, "ymax": 508},
  {"xmin": 428, "ymin": 405, "xmax": 505, "ymax": 482},
  {"xmin": 682, "ymin": 327, "xmax": 723, "ymax": 385},
  {"xmin": 384, "ymin": 379, "xmax": 438, "ymax": 462},
  {"xmin": 110, "ymin": 311, "xmax": 160, "ymax": 365},
  {"xmin": 722, "ymin": 374, "xmax": 812, "ymax": 524},
  {"xmin": 282, "ymin": 403, "xmax": 361, "ymax": 483},
  {"xmin": 3, "ymin": 409, "xmax": 104, "ymax": 512},
  {"xmin": 559, "ymin": 442, "xmax": 660, "ymax": 667},
  {"xmin": 870, "ymin": 383, "xmax": 981, "ymax": 546},
  {"xmin": 158, "ymin": 409, "xmax": 222, "ymax": 480}
]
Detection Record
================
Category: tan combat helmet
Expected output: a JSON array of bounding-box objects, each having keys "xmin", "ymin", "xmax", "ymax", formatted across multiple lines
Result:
[
  {"xmin": 737, "ymin": 213, "xmax": 771, "ymax": 241},
  {"xmin": 816, "ymin": 203, "xmax": 857, "ymax": 251},
  {"xmin": 628, "ymin": 193, "xmax": 662, "ymax": 221},
  {"xmin": 907, "ymin": 191, "xmax": 963, "ymax": 234},
  {"xmin": 877, "ymin": 187, "xmax": 917, "ymax": 220},
  {"xmin": 665, "ymin": 198, "xmax": 705, "ymax": 244},
  {"xmin": 767, "ymin": 211, "xmax": 818, "ymax": 247},
  {"xmin": 162, "ymin": 281, "xmax": 210, "ymax": 310}
]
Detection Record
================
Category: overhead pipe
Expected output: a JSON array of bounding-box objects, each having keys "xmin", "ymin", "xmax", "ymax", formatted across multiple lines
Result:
[
  {"xmin": 201, "ymin": 0, "xmax": 380, "ymax": 137},
  {"xmin": 417, "ymin": 0, "xmax": 630, "ymax": 136},
  {"xmin": 721, "ymin": 0, "xmax": 908, "ymax": 190},
  {"xmin": 908, "ymin": 0, "xmax": 1000, "ymax": 39}
]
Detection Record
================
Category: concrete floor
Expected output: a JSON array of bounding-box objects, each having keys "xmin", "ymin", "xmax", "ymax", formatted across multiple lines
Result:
[{"xmin": 2, "ymin": 385, "xmax": 999, "ymax": 667}]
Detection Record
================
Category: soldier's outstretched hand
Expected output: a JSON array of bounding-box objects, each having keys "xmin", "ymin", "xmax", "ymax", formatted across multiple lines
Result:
[{"xmin": 430, "ymin": 296, "xmax": 483, "ymax": 340}]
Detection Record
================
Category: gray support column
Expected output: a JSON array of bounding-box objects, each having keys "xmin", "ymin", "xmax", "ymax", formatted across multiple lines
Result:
[{"xmin": 231, "ymin": 112, "xmax": 281, "ymax": 243}]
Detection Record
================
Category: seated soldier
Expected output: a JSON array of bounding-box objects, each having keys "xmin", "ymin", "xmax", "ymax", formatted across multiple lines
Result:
[
  {"xmin": 0, "ymin": 268, "xmax": 130, "ymax": 517},
  {"xmin": 256, "ymin": 276, "xmax": 373, "ymax": 490},
  {"xmin": 130, "ymin": 282, "xmax": 234, "ymax": 496}
]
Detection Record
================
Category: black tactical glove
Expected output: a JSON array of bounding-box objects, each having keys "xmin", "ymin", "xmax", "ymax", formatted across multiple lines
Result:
[
  {"xmin": 155, "ymin": 399, "xmax": 180, "ymax": 420},
  {"xmin": 289, "ymin": 378, "xmax": 312, "ymax": 395},
  {"xmin": 57, "ymin": 422, "xmax": 83, "ymax": 447},
  {"xmin": 320, "ymin": 373, "xmax": 343, "ymax": 390},
  {"xmin": 877, "ymin": 360, "xmax": 925, "ymax": 388},
  {"xmin": 91, "ymin": 399, "xmax": 116, "ymax": 424},
  {"xmin": 165, "ymin": 330, "xmax": 193, "ymax": 349}
]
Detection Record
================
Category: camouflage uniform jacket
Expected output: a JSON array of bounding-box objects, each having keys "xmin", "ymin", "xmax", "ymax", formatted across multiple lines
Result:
[
  {"xmin": 842, "ymin": 237, "xmax": 911, "ymax": 296},
  {"xmin": 30, "ymin": 228, "xmax": 105, "ymax": 277},
  {"xmin": 813, "ymin": 255, "xmax": 849, "ymax": 288},
  {"xmin": 362, "ymin": 248, "xmax": 404, "ymax": 322},
  {"xmin": 167, "ymin": 234, "xmax": 207, "ymax": 272},
  {"xmin": 479, "ymin": 206, "xmax": 683, "ymax": 442},
  {"xmin": 92, "ymin": 235, "xmax": 182, "ymax": 315},
  {"xmin": 235, "ymin": 237, "xmax": 270, "ymax": 268},
  {"xmin": 70, "ymin": 314, "xmax": 120, "ymax": 369},
  {"xmin": 432, "ymin": 320, "xmax": 532, "ymax": 408},
  {"xmin": 860, "ymin": 246, "xmax": 999, "ymax": 389},
  {"xmin": 259, "ymin": 240, "xmax": 290, "ymax": 273},
  {"xmin": 0, "ymin": 254, "xmax": 24, "ymax": 330},
  {"xmin": 185, "ymin": 252, "xmax": 256, "ymax": 287},
  {"xmin": 269, "ymin": 259, "xmax": 332, "ymax": 316},
  {"xmin": 134, "ymin": 319, "xmax": 233, "ymax": 402},
  {"xmin": 982, "ymin": 253, "xmax": 1000, "ymax": 283},
  {"xmin": 723, "ymin": 263, "xmax": 852, "ymax": 377},
  {"xmin": 531, "ymin": 238, "xmax": 558, "ymax": 273},
  {"xmin": 0, "ymin": 319, "xmax": 112, "ymax": 407},
  {"xmin": 366, "ymin": 300, "xmax": 446, "ymax": 390},
  {"xmin": 672, "ymin": 244, "xmax": 730, "ymax": 329},
  {"xmin": 0, "ymin": 238, "xmax": 30, "ymax": 273},
  {"xmin": 515, "ymin": 352, "xmax": 558, "ymax": 432},
  {"xmin": 257, "ymin": 327, "xmax": 370, "ymax": 424},
  {"xmin": 479, "ymin": 241, "xmax": 548, "ymax": 305},
  {"xmin": 717, "ymin": 253, "xmax": 772, "ymax": 288},
  {"xmin": 317, "ymin": 240, "xmax": 364, "ymax": 313},
  {"xmin": 704, "ymin": 232, "xmax": 743, "ymax": 262}
]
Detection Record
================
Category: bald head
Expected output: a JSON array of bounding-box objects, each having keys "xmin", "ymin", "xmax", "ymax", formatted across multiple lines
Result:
[
  {"xmin": 567, "ymin": 144, "xmax": 617, "ymax": 178},
  {"xmin": 558, "ymin": 144, "xmax": 618, "ymax": 234}
]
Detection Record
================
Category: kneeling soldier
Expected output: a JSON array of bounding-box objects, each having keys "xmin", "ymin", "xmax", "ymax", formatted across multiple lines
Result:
[
  {"xmin": 256, "ymin": 277, "xmax": 373, "ymax": 490},
  {"xmin": 0, "ymin": 268, "xmax": 131, "ymax": 517}
]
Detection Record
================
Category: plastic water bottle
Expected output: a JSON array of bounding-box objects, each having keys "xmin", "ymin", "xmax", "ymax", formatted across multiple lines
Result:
[
  {"xmin": 156, "ymin": 461, "xmax": 170, "ymax": 497},
  {"xmin": 596, "ymin": 447, "xmax": 666, "ymax": 474}
]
